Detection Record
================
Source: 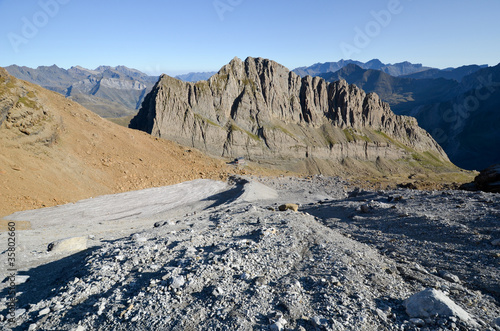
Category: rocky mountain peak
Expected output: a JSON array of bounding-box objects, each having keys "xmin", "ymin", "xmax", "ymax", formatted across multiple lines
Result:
[{"xmin": 130, "ymin": 57, "xmax": 452, "ymax": 175}]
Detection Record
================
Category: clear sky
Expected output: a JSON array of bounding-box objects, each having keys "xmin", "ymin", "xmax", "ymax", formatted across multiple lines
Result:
[{"xmin": 0, "ymin": 0, "xmax": 499, "ymax": 76}]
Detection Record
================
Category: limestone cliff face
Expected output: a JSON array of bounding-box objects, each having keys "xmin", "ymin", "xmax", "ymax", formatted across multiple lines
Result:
[{"xmin": 130, "ymin": 57, "xmax": 450, "ymax": 171}]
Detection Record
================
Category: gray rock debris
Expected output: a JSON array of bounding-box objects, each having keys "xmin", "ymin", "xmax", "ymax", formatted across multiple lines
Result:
[
  {"xmin": 439, "ymin": 270, "xmax": 460, "ymax": 283},
  {"xmin": 1, "ymin": 176, "xmax": 498, "ymax": 330}
]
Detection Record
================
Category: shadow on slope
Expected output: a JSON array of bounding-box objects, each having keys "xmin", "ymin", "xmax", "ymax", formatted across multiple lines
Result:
[{"xmin": 0, "ymin": 247, "xmax": 100, "ymax": 330}]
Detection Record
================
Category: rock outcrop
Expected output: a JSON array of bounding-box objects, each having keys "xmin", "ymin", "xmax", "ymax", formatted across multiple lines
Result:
[
  {"xmin": 474, "ymin": 164, "xmax": 500, "ymax": 193},
  {"xmin": 130, "ymin": 57, "xmax": 451, "ymax": 174}
]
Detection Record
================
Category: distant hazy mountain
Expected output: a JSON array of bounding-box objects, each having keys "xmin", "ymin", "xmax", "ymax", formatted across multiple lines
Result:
[
  {"xmin": 401, "ymin": 64, "xmax": 487, "ymax": 81},
  {"xmin": 293, "ymin": 59, "xmax": 431, "ymax": 77},
  {"xmin": 5, "ymin": 65, "xmax": 158, "ymax": 118},
  {"xmin": 175, "ymin": 72, "xmax": 217, "ymax": 82},
  {"xmin": 320, "ymin": 63, "xmax": 500, "ymax": 170}
]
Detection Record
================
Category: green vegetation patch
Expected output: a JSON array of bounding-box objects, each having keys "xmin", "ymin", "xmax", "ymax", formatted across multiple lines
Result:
[
  {"xmin": 411, "ymin": 151, "xmax": 447, "ymax": 168},
  {"xmin": 229, "ymin": 122, "xmax": 260, "ymax": 141},
  {"xmin": 268, "ymin": 124, "xmax": 295, "ymax": 138},
  {"xmin": 343, "ymin": 128, "xmax": 371, "ymax": 143},
  {"xmin": 241, "ymin": 78, "xmax": 257, "ymax": 94},
  {"xmin": 374, "ymin": 130, "xmax": 412, "ymax": 152},
  {"xmin": 324, "ymin": 135, "xmax": 336, "ymax": 146},
  {"xmin": 17, "ymin": 96, "xmax": 39, "ymax": 109},
  {"xmin": 343, "ymin": 128, "xmax": 355, "ymax": 142},
  {"xmin": 194, "ymin": 113, "xmax": 221, "ymax": 127},
  {"xmin": 194, "ymin": 80, "xmax": 210, "ymax": 92}
]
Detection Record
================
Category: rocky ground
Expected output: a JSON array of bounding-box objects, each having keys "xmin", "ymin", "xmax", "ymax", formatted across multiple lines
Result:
[{"xmin": 0, "ymin": 176, "xmax": 499, "ymax": 330}]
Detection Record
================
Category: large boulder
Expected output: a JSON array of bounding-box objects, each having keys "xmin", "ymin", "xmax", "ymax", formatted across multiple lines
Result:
[
  {"xmin": 404, "ymin": 288, "xmax": 478, "ymax": 327},
  {"xmin": 47, "ymin": 236, "xmax": 87, "ymax": 253}
]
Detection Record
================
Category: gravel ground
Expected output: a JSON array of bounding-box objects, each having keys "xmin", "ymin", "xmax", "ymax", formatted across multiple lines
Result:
[{"xmin": 0, "ymin": 176, "xmax": 499, "ymax": 330}]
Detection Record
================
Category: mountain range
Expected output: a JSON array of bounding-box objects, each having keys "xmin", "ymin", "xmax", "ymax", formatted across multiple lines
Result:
[
  {"xmin": 293, "ymin": 59, "xmax": 432, "ymax": 78},
  {"xmin": 130, "ymin": 56, "xmax": 457, "ymax": 177},
  {"xmin": 5, "ymin": 58, "xmax": 498, "ymax": 171},
  {"xmin": 175, "ymin": 71, "xmax": 217, "ymax": 82},
  {"xmin": 4, "ymin": 64, "xmax": 158, "ymax": 119},
  {"xmin": 320, "ymin": 63, "xmax": 500, "ymax": 170},
  {"xmin": 1, "ymin": 62, "xmax": 470, "ymax": 215},
  {"xmin": 2, "ymin": 64, "xmax": 498, "ymax": 331},
  {"xmin": 176, "ymin": 59, "xmax": 488, "ymax": 83}
]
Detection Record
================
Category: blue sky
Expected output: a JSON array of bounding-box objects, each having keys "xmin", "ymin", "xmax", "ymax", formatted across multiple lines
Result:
[{"xmin": 0, "ymin": 0, "xmax": 499, "ymax": 76}]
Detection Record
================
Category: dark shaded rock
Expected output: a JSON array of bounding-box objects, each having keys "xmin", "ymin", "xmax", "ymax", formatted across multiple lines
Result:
[{"xmin": 474, "ymin": 164, "xmax": 500, "ymax": 193}]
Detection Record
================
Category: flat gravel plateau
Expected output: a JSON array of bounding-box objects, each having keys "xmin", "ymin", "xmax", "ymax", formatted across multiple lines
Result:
[{"xmin": 0, "ymin": 176, "xmax": 499, "ymax": 330}]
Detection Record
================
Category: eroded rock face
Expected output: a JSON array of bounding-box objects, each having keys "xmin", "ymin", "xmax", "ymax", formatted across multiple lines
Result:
[{"xmin": 130, "ymin": 57, "xmax": 449, "ymax": 170}]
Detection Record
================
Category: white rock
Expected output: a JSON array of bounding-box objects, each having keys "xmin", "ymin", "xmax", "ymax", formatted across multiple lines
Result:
[
  {"xmin": 439, "ymin": 271, "xmax": 460, "ymax": 283},
  {"xmin": 97, "ymin": 301, "xmax": 106, "ymax": 315},
  {"xmin": 52, "ymin": 302, "xmax": 64, "ymax": 311},
  {"xmin": 269, "ymin": 316, "xmax": 287, "ymax": 331},
  {"xmin": 410, "ymin": 318, "xmax": 425, "ymax": 327},
  {"xmin": 404, "ymin": 288, "xmax": 478, "ymax": 326},
  {"xmin": 212, "ymin": 286, "xmax": 224, "ymax": 296},
  {"xmin": 131, "ymin": 234, "xmax": 148, "ymax": 242},
  {"xmin": 15, "ymin": 308, "xmax": 26, "ymax": 318},
  {"xmin": 240, "ymin": 272, "xmax": 251, "ymax": 281},
  {"xmin": 15, "ymin": 275, "xmax": 30, "ymax": 285},
  {"xmin": 47, "ymin": 236, "xmax": 87, "ymax": 253},
  {"xmin": 28, "ymin": 323, "xmax": 37, "ymax": 331},
  {"xmin": 38, "ymin": 307, "xmax": 50, "ymax": 316},
  {"xmin": 312, "ymin": 315, "xmax": 329, "ymax": 327},
  {"xmin": 170, "ymin": 276, "xmax": 185, "ymax": 289}
]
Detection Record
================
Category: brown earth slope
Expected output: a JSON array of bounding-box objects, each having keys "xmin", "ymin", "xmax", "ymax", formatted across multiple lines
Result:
[{"xmin": 0, "ymin": 68, "xmax": 241, "ymax": 217}]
